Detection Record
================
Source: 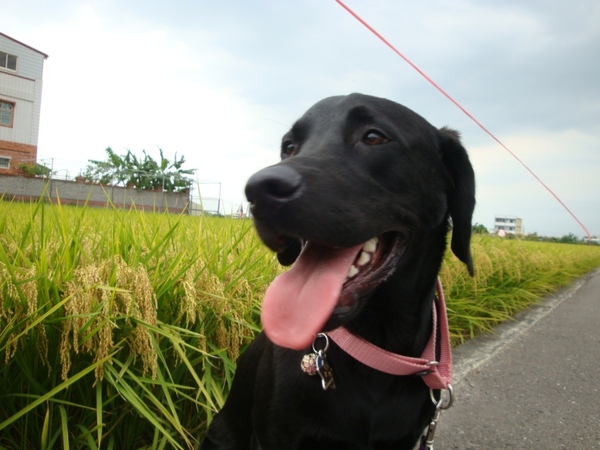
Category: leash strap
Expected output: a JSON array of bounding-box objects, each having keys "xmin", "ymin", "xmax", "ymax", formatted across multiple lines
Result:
[{"xmin": 327, "ymin": 279, "xmax": 452, "ymax": 390}]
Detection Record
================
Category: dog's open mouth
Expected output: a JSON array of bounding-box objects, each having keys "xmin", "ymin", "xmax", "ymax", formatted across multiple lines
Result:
[{"xmin": 261, "ymin": 232, "xmax": 405, "ymax": 350}]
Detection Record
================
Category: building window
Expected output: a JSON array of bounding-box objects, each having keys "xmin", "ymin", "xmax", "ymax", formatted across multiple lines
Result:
[
  {"xmin": 0, "ymin": 156, "xmax": 11, "ymax": 169},
  {"xmin": 0, "ymin": 101, "xmax": 15, "ymax": 127},
  {"xmin": 0, "ymin": 51, "xmax": 18, "ymax": 71}
]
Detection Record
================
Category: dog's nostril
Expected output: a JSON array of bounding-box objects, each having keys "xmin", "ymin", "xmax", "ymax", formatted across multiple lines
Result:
[{"xmin": 245, "ymin": 164, "xmax": 303, "ymax": 204}]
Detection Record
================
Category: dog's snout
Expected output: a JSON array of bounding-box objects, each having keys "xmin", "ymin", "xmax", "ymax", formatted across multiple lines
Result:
[{"xmin": 245, "ymin": 165, "xmax": 303, "ymax": 208}]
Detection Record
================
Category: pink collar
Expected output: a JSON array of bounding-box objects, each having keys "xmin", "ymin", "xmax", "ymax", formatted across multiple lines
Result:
[{"xmin": 326, "ymin": 279, "xmax": 452, "ymax": 390}]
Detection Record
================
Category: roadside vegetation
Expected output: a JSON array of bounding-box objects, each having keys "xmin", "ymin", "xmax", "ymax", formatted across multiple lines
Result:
[
  {"xmin": 1, "ymin": 199, "xmax": 599, "ymax": 448},
  {"xmin": 83, "ymin": 147, "xmax": 195, "ymax": 193}
]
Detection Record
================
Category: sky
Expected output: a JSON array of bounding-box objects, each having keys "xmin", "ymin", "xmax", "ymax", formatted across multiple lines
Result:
[{"xmin": 3, "ymin": 0, "xmax": 600, "ymax": 238}]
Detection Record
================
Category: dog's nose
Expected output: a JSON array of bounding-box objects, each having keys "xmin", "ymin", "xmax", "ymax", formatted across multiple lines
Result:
[{"xmin": 245, "ymin": 164, "xmax": 303, "ymax": 213}]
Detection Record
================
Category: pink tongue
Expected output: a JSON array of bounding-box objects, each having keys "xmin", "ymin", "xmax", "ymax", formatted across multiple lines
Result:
[{"xmin": 261, "ymin": 242, "xmax": 363, "ymax": 350}]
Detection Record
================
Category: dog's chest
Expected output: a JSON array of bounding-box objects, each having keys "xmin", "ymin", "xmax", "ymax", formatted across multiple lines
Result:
[{"xmin": 255, "ymin": 361, "xmax": 430, "ymax": 446}]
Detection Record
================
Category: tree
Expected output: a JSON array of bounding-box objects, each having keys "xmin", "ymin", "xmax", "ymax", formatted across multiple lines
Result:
[
  {"xmin": 559, "ymin": 233, "xmax": 579, "ymax": 244},
  {"xmin": 17, "ymin": 162, "xmax": 53, "ymax": 177},
  {"xmin": 472, "ymin": 223, "xmax": 488, "ymax": 234},
  {"xmin": 83, "ymin": 148, "xmax": 195, "ymax": 193}
]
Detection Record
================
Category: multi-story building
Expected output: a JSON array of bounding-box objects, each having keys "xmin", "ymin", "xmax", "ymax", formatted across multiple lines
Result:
[
  {"xmin": 494, "ymin": 215, "xmax": 523, "ymax": 235},
  {"xmin": 583, "ymin": 236, "xmax": 600, "ymax": 245},
  {"xmin": 0, "ymin": 32, "xmax": 48, "ymax": 174}
]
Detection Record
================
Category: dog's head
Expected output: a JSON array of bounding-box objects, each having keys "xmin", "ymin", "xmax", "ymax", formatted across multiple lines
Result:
[{"xmin": 245, "ymin": 93, "xmax": 475, "ymax": 349}]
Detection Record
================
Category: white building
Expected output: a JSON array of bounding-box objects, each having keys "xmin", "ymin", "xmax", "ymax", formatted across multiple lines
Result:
[
  {"xmin": 494, "ymin": 215, "xmax": 523, "ymax": 235},
  {"xmin": 0, "ymin": 32, "xmax": 48, "ymax": 174}
]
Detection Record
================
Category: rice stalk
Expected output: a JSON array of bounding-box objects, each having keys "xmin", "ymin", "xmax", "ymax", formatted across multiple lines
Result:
[{"xmin": 0, "ymin": 198, "xmax": 598, "ymax": 447}]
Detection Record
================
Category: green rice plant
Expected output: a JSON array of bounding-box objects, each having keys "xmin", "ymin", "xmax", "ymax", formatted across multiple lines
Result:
[
  {"xmin": 0, "ymin": 198, "xmax": 278, "ymax": 449},
  {"xmin": 440, "ymin": 235, "xmax": 600, "ymax": 344},
  {"xmin": 0, "ymin": 196, "xmax": 599, "ymax": 447}
]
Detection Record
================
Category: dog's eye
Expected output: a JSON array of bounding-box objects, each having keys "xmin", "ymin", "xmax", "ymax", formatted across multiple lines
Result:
[
  {"xmin": 363, "ymin": 130, "xmax": 389, "ymax": 146},
  {"xmin": 282, "ymin": 140, "xmax": 296, "ymax": 156}
]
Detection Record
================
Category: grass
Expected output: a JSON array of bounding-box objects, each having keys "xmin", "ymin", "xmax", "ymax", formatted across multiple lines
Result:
[{"xmin": 0, "ymin": 198, "xmax": 599, "ymax": 448}]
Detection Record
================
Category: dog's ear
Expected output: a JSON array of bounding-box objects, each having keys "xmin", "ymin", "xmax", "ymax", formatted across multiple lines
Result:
[
  {"xmin": 277, "ymin": 237, "xmax": 303, "ymax": 266},
  {"xmin": 438, "ymin": 127, "xmax": 475, "ymax": 276}
]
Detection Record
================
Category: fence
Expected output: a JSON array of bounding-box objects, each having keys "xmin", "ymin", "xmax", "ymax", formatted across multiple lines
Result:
[{"xmin": 0, "ymin": 174, "xmax": 190, "ymax": 213}]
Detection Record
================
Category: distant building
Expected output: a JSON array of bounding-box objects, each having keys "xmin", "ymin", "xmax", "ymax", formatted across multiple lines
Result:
[
  {"xmin": 494, "ymin": 215, "xmax": 523, "ymax": 235},
  {"xmin": 583, "ymin": 236, "xmax": 600, "ymax": 245},
  {"xmin": 0, "ymin": 32, "xmax": 48, "ymax": 174}
]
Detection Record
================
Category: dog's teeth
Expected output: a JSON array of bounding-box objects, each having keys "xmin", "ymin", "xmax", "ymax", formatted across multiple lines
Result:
[
  {"xmin": 347, "ymin": 265, "xmax": 359, "ymax": 278},
  {"xmin": 356, "ymin": 251, "xmax": 371, "ymax": 266},
  {"xmin": 348, "ymin": 238, "xmax": 378, "ymax": 279},
  {"xmin": 363, "ymin": 237, "xmax": 378, "ymax": 253}
]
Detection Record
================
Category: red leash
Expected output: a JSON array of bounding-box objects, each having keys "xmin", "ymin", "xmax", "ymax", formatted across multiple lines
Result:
[{"xmin": 333, "ymin": 0, "xmax": 592, "ymax": 242}]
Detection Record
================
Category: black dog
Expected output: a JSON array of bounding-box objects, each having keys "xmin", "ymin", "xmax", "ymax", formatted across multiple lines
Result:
[{"xmin": 201, "ymin": 93, "xmax": 475, "ymax": 449}]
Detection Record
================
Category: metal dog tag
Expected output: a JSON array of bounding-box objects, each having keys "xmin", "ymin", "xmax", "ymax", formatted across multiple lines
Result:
[
  {"xmin": 315, "ymin": 351, "xmax": 335, "ymax": 390},
  {"xmin": 300, "ymin": 333, "xmax": 336, "ymax": 390}
]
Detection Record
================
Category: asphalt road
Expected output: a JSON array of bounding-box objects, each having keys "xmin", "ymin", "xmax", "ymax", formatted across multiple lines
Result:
[{"xmin": 433, "ymin": 267, "xmax": 600, "ymax": 449}]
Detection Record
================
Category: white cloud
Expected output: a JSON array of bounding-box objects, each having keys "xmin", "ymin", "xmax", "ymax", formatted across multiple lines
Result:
[
  {"xmin": 4, "ymin": 0, "xmax": 599, "ymax": 236},
  {"xmin": 470, "ymin": 129, "xmax": 600, "ymax": 236}
]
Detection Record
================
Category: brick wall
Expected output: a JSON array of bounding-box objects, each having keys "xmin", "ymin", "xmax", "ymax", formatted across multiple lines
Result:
[
  {"xmin": 0, "ymin": 139, "xmax": 37, "ymax": 175},
  {"xmin": 0, "ymin": 174, "xmax": 190, "ymax": 213}
]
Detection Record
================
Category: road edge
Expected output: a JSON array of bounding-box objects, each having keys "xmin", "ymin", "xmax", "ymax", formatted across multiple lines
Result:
[{"xmin": 451, "ymin": 266, "xmax": 600, "ymax": 384}]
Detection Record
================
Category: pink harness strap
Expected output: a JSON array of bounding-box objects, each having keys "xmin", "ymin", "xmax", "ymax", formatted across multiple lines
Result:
[{"xmin": 327, "ymin": 279, "xmax": 452, "ymax": 390}]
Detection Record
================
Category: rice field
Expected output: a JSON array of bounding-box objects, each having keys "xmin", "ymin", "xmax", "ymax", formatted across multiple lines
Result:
[{"xmin": 1, "ymin": 199, "xmax": 599, "ymax": 449}]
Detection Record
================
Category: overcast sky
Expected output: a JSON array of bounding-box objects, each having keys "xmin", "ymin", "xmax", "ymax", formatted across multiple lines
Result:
[{"xmin": 4, "ymin": 0, "xmax": 599, "ymax": 237}]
